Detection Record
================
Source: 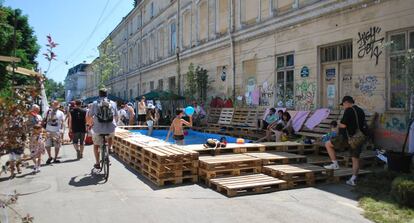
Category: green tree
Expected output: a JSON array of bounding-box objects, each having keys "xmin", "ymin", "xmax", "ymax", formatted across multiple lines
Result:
[
  {"xmin": 184, "ymin": 63, "xmax": 197, "ymax": 99},
  {"xmin": 44, "ymin": 78, "xmax": 64, "ymax": 101},
  {"xmin": 93, "ymin": 39, "xmax": 120, "ymax": 88},
  {"xmin": 0, "ymin": 6, "xmax": 40, "ymax": 92},
  {"xmin": 184, "ymin": 63, "xmax": 209, "ymax": 102}
]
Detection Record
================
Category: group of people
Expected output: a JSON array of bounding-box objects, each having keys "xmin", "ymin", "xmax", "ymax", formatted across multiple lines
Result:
[
  {"xmin": 257, "ymin": 108, "xmax": 293, "ymax": 142},
  {"xmin": 256, "ymin": 96, "xmax": 367, "ymax": 186},
  {"xmin": 1, "ymin": 87, "xmax": 203, "ymax": 178}
]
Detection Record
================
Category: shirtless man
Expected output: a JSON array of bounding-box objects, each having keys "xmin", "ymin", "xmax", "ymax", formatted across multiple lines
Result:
[{"xmin": 165, "ymin": 109, "xmax": 192, "ymax": 145}]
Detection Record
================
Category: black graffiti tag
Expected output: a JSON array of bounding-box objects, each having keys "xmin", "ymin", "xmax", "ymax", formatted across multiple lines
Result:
[{"xmin": 357, "ymin": 26, "xmax": 384, "ymax": 65}]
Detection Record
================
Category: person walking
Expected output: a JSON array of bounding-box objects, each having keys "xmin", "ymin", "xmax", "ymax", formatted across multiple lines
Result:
[
  {"xmin": 125, "ymin": 102, "xmax": 136, "ymax": 126},
  {"xmin": 44, "ymin": 100, "xmax": 65, "ymax": 164},
  {"xmin": 324, "ymin": 96, "xmax": 366, "ymax": 186},
  {"xmin": 137, "ymin": 96, "xmax": 146, "ymax": 125},
  {"xmin": 68, "ymin": 99, "xmax": 87, "ymax": 159},
  {"xmin": 88, "ymin": 88, "xmax": 118, "ymax": 169},
  {"xmin": 28, "ymin": 104, "xmax": 42, "ymax": 128}
]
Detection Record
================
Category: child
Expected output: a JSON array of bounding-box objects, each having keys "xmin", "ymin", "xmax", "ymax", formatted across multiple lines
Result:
[
  {"xmin": 271, "ymin": 123, "xmax": 286, "ymax": 142},
  {"xmin": 166, "ymin": 109, "xmax": 193, "ymax": 145},
  {"xmin": 29, "ymin": 124, "xmax": 45, "ymax": 173},
  {"xmin": 322, "ymin": 121, "xmax": 338, "ymax": 143},
  {"xmin": 146, "ymin": 107, "xmax": 156, "ymax": 136}
]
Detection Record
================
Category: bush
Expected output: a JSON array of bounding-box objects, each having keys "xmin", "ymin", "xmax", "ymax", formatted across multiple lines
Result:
[{"xmin": 391, "ymin": 175, "xmax": 414, "ymax": 208}]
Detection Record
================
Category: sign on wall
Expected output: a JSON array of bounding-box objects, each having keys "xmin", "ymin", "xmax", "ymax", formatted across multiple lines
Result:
[
  {"xmin": 325, "ymin": 68, "xmax": 336, "ymax": 81},
  {"xmin": 300, "ymin": 66, "xmax": 309, "ymax": 78}
]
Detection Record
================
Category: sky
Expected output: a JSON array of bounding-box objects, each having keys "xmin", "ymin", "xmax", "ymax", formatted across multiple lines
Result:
[{"xmin": 4, "ymin": 0, "xmax": 133, "ymax": 83}]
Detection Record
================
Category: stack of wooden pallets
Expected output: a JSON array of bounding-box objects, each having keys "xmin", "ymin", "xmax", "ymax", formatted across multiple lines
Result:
[
  {"xmin": 141, "ymin": 145, "xmax": 199, "ymax": 186},
  {"xmin": 262, "ymin": 163, "xmax": 333, "ymax": 188},
  {"xmin": 209, "ymin": 174, "xmax": 288, "ymax": 197},
  {"xmin": 198, "ymin": 154, "xmax": 262, "ymax": 185},
  {"xmin": 245, "ymin": 152, "xmax": 307, "ymax": 165}
]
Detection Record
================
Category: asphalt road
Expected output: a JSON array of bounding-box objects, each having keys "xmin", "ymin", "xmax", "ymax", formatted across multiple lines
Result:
[{"xmin": 0, "ymin": 144, "xmax": 371, "ymax": 223}]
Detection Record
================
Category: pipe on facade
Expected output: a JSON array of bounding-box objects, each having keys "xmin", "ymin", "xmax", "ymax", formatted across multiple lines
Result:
[{"xmin": 229, "ymin": 0, "xmax": 236, "ymax": 102}]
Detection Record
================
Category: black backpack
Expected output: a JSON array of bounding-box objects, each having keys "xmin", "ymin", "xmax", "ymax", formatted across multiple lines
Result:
[{"xmin": 96, "ymin": 99, "xmax": 114, "ymax": 123}]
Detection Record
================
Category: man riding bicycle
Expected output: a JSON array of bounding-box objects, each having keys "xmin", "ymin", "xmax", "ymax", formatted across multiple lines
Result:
[{"xmin": 88, "ymin": 88, "xmax": 118, "ymax": 169}]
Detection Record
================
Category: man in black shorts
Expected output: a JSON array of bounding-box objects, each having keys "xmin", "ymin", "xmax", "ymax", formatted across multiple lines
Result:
[
  {"xmin": 324, "ymin": 96, "xmax": 366, "ymax": 186},
  {"xmin": 68, "ymin": 99, "xmax": 87, "ymax": 159}
]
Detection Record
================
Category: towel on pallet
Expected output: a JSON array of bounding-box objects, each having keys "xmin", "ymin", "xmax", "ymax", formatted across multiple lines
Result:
[
  {"xmin": 291, "ymin": 111, "xmax": 310, "ymax": 132},
  {"xmin": 305, "ymin": 109, "xmax": 331, "ymax": 130}
]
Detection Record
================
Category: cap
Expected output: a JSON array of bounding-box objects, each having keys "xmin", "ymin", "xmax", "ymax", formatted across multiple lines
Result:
[
  {"xmin": 99, "ymin": 87, "xmax": 108, "ymax": 93},
  {"xmin": 340, "ymin": 96, "xmax": 355, "ymax": 105}
]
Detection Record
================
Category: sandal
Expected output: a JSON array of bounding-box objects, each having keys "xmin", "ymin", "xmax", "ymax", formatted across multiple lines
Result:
[{"xmin": 94, "ymin": 164, "xmax": 100, "ymax": 169}]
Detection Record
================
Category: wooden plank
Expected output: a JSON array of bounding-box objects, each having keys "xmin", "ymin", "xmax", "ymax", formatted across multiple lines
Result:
[
  {"xmin": 245, "ymin": 152, "xmax": 307, "ymax": 165},
  {"xmin": 0, "ymin": 55, "xmax": 21, "ymax": 62},
  {"xmin": 209, "ymin": 174, "xmax": 288, "ymax": 197}
]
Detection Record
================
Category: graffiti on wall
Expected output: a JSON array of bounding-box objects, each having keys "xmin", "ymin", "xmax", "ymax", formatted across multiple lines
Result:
[
  {"xmin": 260, "ymin": 81, "xmax": 274, "ymax": 106},
  {"xmin": 358, "ymin": 75, "xmax": 378, "ymax": 96},
  {"xmin": 295, "ymin": 79, "xmax": 316, "ymax": 110},
  {"xmin": 357, "ymin": 26, "xmax": 384, "ymax": 65}
]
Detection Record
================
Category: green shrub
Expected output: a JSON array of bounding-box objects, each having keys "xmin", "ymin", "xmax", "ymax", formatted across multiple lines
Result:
[{"xmin": 391, "ymin": 175, "xmax": 414, "ymax": 208}]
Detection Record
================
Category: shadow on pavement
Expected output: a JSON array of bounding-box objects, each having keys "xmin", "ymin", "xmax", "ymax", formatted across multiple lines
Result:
[
  {"xmin": 111, "ymin": 155, "xmax": 197, "ymax": 191},
  {"xmin": 68, "ymin": 173, "xmax": 104, "ymax": 187}
]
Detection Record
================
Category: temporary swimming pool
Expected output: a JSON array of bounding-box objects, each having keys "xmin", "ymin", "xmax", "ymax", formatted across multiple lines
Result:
[{"xmin": 129, "ymin": 129, "xmax": 246, "ymax": 145}]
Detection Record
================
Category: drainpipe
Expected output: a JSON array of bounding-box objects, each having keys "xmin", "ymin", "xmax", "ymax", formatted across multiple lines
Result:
[
  {"xmin": 229, "ymin": 0, "xmax": 236, "ymax": 102},
  {"xmin": 176, "ymin": 0, "xmax": 181, "ymax": 96}
]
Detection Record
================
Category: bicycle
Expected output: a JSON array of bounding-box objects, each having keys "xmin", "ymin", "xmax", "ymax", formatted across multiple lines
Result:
[{"xmin": 97, "ymin": 134, "xmax": 110, "ymax": 182}]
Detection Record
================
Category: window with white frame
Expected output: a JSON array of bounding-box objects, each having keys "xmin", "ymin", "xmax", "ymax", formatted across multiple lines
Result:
[
  {"xmin": 197, "ymin": 1, "xmax": 208, "ymax": 42},
  {"xmin": 170, "ymin": 22, "xmax": 177, "ymax": 54},
  {"xmin": 276, "ymin": 53, "xmax": 295, "ymax": 108},
  {"xmin": 158, "ymin": 79, "xmax": 164, "ymax": 90},
  {"xmin": 388, "ymin": 29, "xmax": 414, "ymax": 110},
  {"xmin": 158, "ymin": 27, "xmax": 164, "ymax": 58}
]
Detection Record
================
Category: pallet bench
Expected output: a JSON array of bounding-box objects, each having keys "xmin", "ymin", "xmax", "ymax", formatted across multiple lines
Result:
[
  {"xmin": 198, "ymin": 154, "xmax": 262, "ymax": 184},
  {"xmin": 209, "ymin": 174, "xmax": 288, "ymax": 197},
  {"xmin": 245, "ymin": 152, "xmax": 307, "ymax": 165},
  {"xmin": 331, "ymin": 168, "xmax": 371, "ymax": 182},
  {"xmin": 262, "ymin": 164, "xmax": 333, "ymax": 188},
  {"xmin": 336, "ymin": 150, "xmax": 378, "ymax": 167}
]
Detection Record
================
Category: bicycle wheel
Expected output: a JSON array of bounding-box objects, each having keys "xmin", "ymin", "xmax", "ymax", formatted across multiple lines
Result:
[{"xmin": 103, "ymin": 146, "xmax": 110, "ymax": 182}]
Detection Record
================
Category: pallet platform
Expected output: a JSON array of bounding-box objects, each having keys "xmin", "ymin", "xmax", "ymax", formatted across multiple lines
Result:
[
  {"xmin": 336, "ymin": 150, "xmax": 378, "ymax": 167},
  {"xmin": 245, "ymin": 152, "xmax": 307, "ymax": 165},
  {"xmin": 331, "ymin": 168, "xmax": 371, "ymax": 182},
  {"xmin": 199, "ymin": 154, "xmax": 262, "ymax": 171},
  {"xmin": 209, "ymin": 174, "xmax": 288, "ymax": 197},
  {"xmin": 262, "ymin": 164, "xmax": 333, "ymax": 188}
]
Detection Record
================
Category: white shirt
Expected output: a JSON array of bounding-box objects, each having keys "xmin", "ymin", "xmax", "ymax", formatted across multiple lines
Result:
[{"xmin": 45, "ymin": 109, "xmax": 65, "ymax": 133}]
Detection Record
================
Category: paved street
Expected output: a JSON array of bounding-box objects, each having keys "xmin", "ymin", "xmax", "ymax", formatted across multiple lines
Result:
[{"xmin": 0, "ymin": 144, "xmax": 371, "ymax": 223}]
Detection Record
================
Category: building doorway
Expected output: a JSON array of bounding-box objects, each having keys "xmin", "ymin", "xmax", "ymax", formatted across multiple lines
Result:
[{"xmin": 320, "ymin": 41, "xmax": 353, "ymax": 109}]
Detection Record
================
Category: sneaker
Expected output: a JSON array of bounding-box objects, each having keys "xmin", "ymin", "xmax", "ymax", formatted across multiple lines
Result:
[
  {"xmin": 36, "ymin": 168, "xmax": 40, "ymax": 173},
  {"xmin": 324, "ymin": 163, "xmax": 340, "ymax": 170},
  {"xmin": 46, "ymin": 158, "xmax": 53, "ymax": 165},
  {"xmin": 346, "ymin": 179, "xmax": 356, "ymax": 186},
  {"xmin": 52, "ymin": 159, "xmax": 61, "ymax": 163},
  {"xmin": 93, "ymin": 163, "xmax": 100, "ymax": 169}
]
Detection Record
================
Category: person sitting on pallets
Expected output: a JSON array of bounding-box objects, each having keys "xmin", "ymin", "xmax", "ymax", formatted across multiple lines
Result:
[
  {"xmin": 323, "ymin": 96, "xmax": 367, "ymax": 186},
  {"xmin": 166, "ymin": 109, "xmax": 193, "ymax": 145}
]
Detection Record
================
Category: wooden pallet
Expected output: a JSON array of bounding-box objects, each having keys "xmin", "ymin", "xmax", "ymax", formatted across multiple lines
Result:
[
  {"xmin": 142, "ymin": 145, "xmax": 199, "ymax": 164},
  {"xmin": 306, "ymin": 154, "xmax": 346, "ymax": 166},
  {"xmin": 331, "ymin": 168, "xmax": 371, "ymax": 182},
  {"xmin": 262, "ymin": 164, "xmax": 333, "ymax": 188},
  {"xmin": 141, "ymin": 168, "xmax": 198, "ymax": 186},
  {"xmin": 209, "ymin": 174, "xmax": 288, "ymax": 197},
  {"xmin": 245, "ymin": 152, "xmax": 307, "ymax": 165},
  {"xmin": 259, "ymin": 142, "xmax": 319, "ymax": 154},
  {"xmin": 199, "ymin": 154, "xmax": 262, "ymax": 171},
  {"xmin": 336, "ymin": 150, "xmax": 378, "ymax": 167},
  {"xmin": 142, "ymin": 162, "xmax": 197, "ymax": 178}
]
